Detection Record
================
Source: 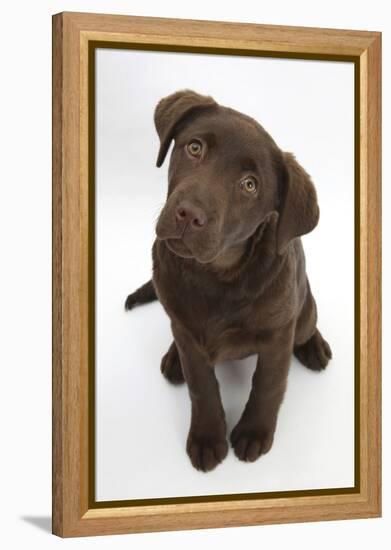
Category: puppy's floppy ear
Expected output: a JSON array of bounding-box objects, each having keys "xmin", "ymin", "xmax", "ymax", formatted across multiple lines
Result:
[
  {"xmin": 276, "ymin": 152, "xmax": 319, "ymax": 254},
  {"xmin": 154, "ymin": 90, "xmax": 217, "ymax": 167}
]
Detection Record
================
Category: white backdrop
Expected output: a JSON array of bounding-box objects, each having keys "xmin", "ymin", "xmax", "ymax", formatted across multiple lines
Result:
[
  {"xmin": 1, "ymin": 0, "xmax": 389, "ymax": 548},
  {"xmin": 96, "ymin": 49, "xmax": 355, "ymax": 501}
]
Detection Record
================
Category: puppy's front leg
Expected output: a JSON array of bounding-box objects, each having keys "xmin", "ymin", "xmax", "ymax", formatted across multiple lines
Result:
[
  {"xmin": 172, "ymin": 323, "xmax": 228, "ymax": 472},
  {"xmin": 231, "ymin": 323, "xmax": 294, "ymax": 462}
]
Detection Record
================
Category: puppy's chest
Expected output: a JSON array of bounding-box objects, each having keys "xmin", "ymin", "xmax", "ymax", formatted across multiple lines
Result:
[
  {"xmin": 204, "ymin": 308, "xmax": 263, "ymax": 362},
  {"xmin": 162, "ymin": 275, "xmax": 277, "ymax": 361},
  {"xmin": 153, "ymin": 245, "xmax": 295, "ymax": 362}
]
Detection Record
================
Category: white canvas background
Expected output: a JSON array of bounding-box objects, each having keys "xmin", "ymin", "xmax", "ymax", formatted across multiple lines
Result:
[{"xmin": 95, "ymin": 49, "xmax": 355, "ymax": 501}]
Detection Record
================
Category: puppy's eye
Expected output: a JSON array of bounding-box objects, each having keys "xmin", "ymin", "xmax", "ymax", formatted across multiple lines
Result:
[
  {"xmin": 186, "ymin": 140, "xmax": 203, "ymax": 157},
  {"xmin": 240, "ymin": 176, "xmax": 257, "ymax": 194}
]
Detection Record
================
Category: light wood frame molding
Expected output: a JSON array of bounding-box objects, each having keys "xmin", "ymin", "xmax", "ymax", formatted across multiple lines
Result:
[{"xmin": 52, "ymin": 11, "xmax": 381, "ymax": 538}]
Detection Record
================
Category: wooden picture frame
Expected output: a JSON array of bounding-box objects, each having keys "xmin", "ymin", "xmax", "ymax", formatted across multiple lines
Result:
[{"xmin": 52, "ymin": 11, "xmax": 381, "ymax": 537}]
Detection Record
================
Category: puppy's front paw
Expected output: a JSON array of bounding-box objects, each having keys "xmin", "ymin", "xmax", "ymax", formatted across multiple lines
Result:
[
  {"xmin": 187, "ymin": 431, "xmax": 228, "ymax": 472},
  {"xmin": 230, "ymin": 423, "xmax": 274, "ymax": 462}
]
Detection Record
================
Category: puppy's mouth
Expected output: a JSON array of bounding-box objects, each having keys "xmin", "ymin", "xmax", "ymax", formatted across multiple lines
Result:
[
  {"xmin": 156, "ymin": 211, "xmax": 221, "ymax": 263},
  {"xmin": 165, "ymin": 238, "xmax": 194, "ymax": 259},
  {"xmin": 165, "ymin": 237, "xmax": 222, "ymax": 264}
]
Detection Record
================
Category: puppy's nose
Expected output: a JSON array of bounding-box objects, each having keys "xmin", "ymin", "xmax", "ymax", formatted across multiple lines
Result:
[{"xmin": 175, "ymin": 200, "xmax": 207, "ymax": 231}]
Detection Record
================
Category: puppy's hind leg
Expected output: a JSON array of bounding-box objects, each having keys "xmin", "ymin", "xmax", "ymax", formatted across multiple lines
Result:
[
  {"xmin": 294, "ymin": 328, "xmax": 332, "ymax": 371},
  {"xmin": 294, "ymin": 280, "xmax": 332, "ymax": 371},
  {"xmin": 125, "ymin": 279, "xmax": 157, "ymax": 311},
  {"xmin": 161, "ymin": 341, "xmax": 185, "ymax": 385}
]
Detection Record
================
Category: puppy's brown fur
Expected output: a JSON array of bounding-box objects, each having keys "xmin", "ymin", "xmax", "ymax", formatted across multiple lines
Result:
[{"xmin": 126, "ymin": 90, "xmax": 332, "ymax": 472}]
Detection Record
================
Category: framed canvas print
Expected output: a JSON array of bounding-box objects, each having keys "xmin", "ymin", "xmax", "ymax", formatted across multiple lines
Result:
[{"xmin": 52, "ymin": 12, "xmax": 381, "ymax": 537}]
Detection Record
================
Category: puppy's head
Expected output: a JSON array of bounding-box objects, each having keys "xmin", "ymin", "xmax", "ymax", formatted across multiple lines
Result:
[{"xmin": 155, "ymin": 90, "xmax": 319, "ymax": 263}]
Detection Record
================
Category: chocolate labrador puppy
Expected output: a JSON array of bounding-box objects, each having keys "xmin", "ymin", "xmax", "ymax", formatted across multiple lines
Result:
[{"xmin": 125, "ymin": 90, "xmax": 332, "ymax": 472}]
